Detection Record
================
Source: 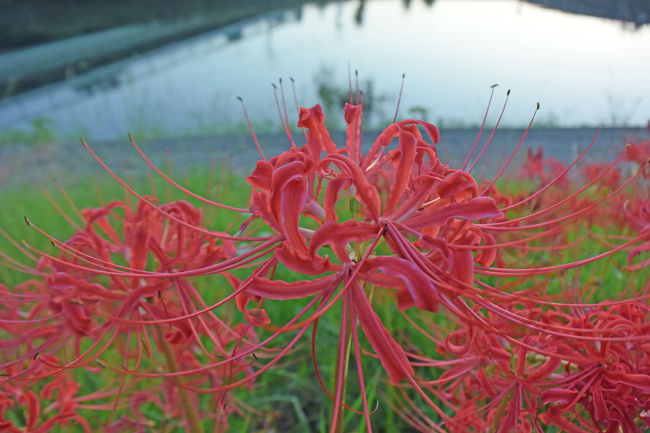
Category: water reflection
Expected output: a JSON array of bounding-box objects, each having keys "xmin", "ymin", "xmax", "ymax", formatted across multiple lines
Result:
[
  {"xmin": 355, "ymin": 0, "xmax": 366, "ymax": 26},
  {"xmin": 0, "ymin": 0, "xmax": 649, "ymax": 142},
  {"xmin": 525, "ymin": 0, "xmax": 650, "ymax": 30}
]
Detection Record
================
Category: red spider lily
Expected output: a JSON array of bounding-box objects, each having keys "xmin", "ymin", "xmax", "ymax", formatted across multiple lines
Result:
[
  {"xmin": 2, "ymin": 198, "xmax": 251, "ymax": 373},
  {"xmin": 0, "ymin": 357, "xmax": 119, "ymax": 433},
  {"xmin": 625, "ymin": 139, "xmax": 650, "ymax": 170},
  {"xmin": 2, "ymin": 77, "xmax": 649, "ymax": 433},
  {"xmin": 1, "ymin": 195, "xmax": 266, "ymax": 431},
  {"xmin": 519, "ymin": 147, "xmax": 568, "ymax": 187},
  {"xmin": 539, "ymin": 301, "xmax": 650, "ymax": 433},
  {"xmin": 232, "ymin": 87, "xmax": 646, "ymax": 431},
  {"xmin": 581, "ymin": 162, "xmax": 622, "ymax": 191}
]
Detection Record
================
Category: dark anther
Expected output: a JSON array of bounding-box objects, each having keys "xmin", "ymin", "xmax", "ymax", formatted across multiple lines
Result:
[
  {"xmin": 418, "ymin": 206, "xmax": 424, "ymax": 211},
  {"xmin": 536, "ymin": 102, "xmax": 541, "ymax": 109},
  {"xmin": 507, "ymin": 89, "xmax": 511, "ymax": 96},
  {"xmin": 157, "ymin": 290, "xmax": 162, "ymax": 299},
  {"xmin": 33, "ymin": 352, "xmax": 39, "ymax": 360},
  {"xmin": 236, "ymin": 96, "xmax": 243, "ymax": 101},
  {"xmin": 490, "ymin": 83, "xmax": 498, "ymax": 88},
  {"xmin": 223, "ymin": 403, "xmax": 228, "ymax": 410},
  {"xmin": 24, "ymin": 216, "xmax": 30, "ymax": 226},
  {"xmin": 252, "ymin": 353, "xmax": 258, "ymax": 360},
  {"xmin": 382, "ymin": 223, "xmax": 389, "ymax": 236}
]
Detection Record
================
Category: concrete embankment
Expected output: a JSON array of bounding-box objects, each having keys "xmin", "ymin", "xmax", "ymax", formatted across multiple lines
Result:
[
  {"xmin": 0, "ymin": 127, "xmax": 645, "ymax": 190},
  {"xmin": 0, "ymin": 1, "xmax": 307, "ymax": 97}
]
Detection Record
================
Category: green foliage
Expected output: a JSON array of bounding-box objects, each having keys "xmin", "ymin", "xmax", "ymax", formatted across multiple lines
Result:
[{"xmin": 0, "ymin": 118, "xmax": 56, "ymax": 146}]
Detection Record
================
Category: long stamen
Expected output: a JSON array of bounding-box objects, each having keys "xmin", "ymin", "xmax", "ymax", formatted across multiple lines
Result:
[
  {"xmin": 463, "ymin": 84, "xmax": 498, "ymax": 171},
  {"xmin": 237, "ymin": 96, "xmax": 266, "ymax": 160},
  {"xmin": 355, "ymin": 70, "xmax": 360, "ymax": 105},
  {"xmin": 481, "ymin": 158, "xmax": 643, "ymax": 232},
  {"xmin": 467, "ymin": 89, "xmax": 510, "ymax": 173},
  {"xmin": 22, "ymin": 229, "xmax": 280, "ymax": 281},
  {"xmin": 289, "ymin": 77, "xmax": 308, "ymax": 142},
  {"xmin": 479, "ymin": 102, "xmax": 540, "ymax": 194},
  {"xmin": 348, "ymin": 63, "xmax": 353, "ymax": 104},
  {"xmin": 393, "ymin": 73, "xmax": 406, "ymax": 123},
  {"xmin": 128, "ymin": 134, "xmax": 251, "ymax": 212},
  {"xmin": 476, "ymin": 232, "xmax": 648, "ymax": 277},
  {"xmin": 81, "ymin": 138, "xmax": 268, "ymax": 242},
  {"xmin": 279, "ymin": 77, "xmax": 293, "ymax": 139},
  {"xmin": 500, "ymin": 128, "xmax": 600, "ymax": 212},
  {"xmin": 272, "ymin": 83, "xmax": 296, "ymax": 148}
]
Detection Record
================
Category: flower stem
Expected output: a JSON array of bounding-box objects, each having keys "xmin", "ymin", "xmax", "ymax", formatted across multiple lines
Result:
[
  {"xmin": 332, "ymin": 302, "xmax": 353, "ymax": 433},
  {"xmin": 157, "ymin": 330, "xmax": 204, "ymax": 433},
  {"xmin": 489, "ymin": 389, "xmax": 513, "ymax": 433}
]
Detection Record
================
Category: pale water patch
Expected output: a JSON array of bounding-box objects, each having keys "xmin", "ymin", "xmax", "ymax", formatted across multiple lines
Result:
[{"xmin": 1, "ymin": 0, "xmax": 649, "ymax": 142}]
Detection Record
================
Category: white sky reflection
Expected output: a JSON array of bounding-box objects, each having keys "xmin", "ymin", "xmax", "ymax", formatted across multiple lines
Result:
[{"xmin": 1, "ymin": 0, "xmax": 648, "ymax": 140}]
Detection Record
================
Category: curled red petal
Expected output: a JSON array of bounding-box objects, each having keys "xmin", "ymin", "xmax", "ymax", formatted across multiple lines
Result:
[
  {"xmin": 245, "ymin": 308, "xmax": 271, "ymax": 326},
  {"xmin": 450, "ymin": 249, "xmax": 474, "ymax": 289},
  {"xmin": 403, "ymin": 196, "xmax": 502, "ymax": 229},
  {"xmin": 542, "ymin": 388, "xmax": 578, "ymax": 405},
  {"xmin": 280, "ymin": 178, "xmax": 309, "ymax": 257},
  {"xmin": 297, "ymin": 104, "xmax": 337, "ymax": 159},
  {"xmin": 607, "ymin": 372, "xmax": 650, "ymax": 392},
  {"xmin": 591, "ymin": 383, "xmax": 608, "ymax": 422},
  {"xmin": 397, "ymin": 119, "xmax": 440, "ymax": 144},
  {"xmin": 350, "ymin": 280, "xmax": 414, "ymax": 384},
  {"xmin": 383, "ymin": 128, "xmax": 417, "ymax": 215},
  {"xmin": 322, "ymin": 154, "xmax": 381, "ymax": 220},
  {"xmin": 276, "ymin": 242, "xmax": 331, "ymax": 275},
  {"xmin": 344, "ymin": 103, "xmax": 363, "ymax": 161},
  {"xmin": 437, "ymin": 169, "xmax": 479, "ymax": 202},
  {"xmin": 247, "ymin": 160, "xmax": 274, "ymax": 191},
  {"xmin": 364, "ymin": 256, "xmax": 439, "ymax": 312},
  {"xmin": 473, "ymin": 230, "xmax": 497, "ymax": 267},
  {"xmin": 362, "ymin": 123, "xmax": 400, "ymax": 171},
  {"xmin": 247, "ymin": 274, "xmax": 340, "ymax": 300},
  {"xmin": 309, "ymin": 221, "xmax": 378, "ymax": 260},
  {"xmin": 270, "ymin": 161, "xmax": 309, "ymax": 256},
  {"xmin": 18, "ymin": 391, "xmax": 40, "ymax": 431},
  {"xmin": 323, "ymin": 177, "xmax": 350, "ymax": 223}
]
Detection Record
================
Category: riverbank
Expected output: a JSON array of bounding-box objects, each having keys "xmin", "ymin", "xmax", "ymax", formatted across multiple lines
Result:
[
  {"xmin": 0, "ymin": 0, "xmax": 309, "ymax": 97},
  {"xmin": 1, "ymin": 127, "xmax": 644, "ymax": 190}
]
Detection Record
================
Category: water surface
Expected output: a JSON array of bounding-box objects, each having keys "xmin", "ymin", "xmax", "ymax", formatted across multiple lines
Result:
[{"xmin": 1, "ymin": 0, "xmax": 649, "ymax": 142}]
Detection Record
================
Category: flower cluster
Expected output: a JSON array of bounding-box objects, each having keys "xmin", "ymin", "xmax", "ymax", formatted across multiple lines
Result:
[{"xmin": 1, "ymin": 84, "xmax": 649, "ymax": 432}]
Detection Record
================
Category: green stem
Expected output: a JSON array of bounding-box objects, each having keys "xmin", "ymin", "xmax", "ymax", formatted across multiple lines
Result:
[
  {"xmin": 332, "ymin": 309, "xmax": 353, "ymax": 433},
  {"xmin": 157, "ymin": 330, "xmax": 204, "ymax": 433},
  {"xmin": 489, "ymin": 389, "xmax": 513, "ymax": 433}
]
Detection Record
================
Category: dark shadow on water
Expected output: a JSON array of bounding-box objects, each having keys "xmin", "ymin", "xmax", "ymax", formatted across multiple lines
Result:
[
  {"xmin": 0, "ymin": 0, "xmax": 310, "ymax": 49},
  {"xmin": 522, "ymin": 0, "xmax": 650, "ymax": 29},
  {"xmin": 0, "ymin": 1, "xmax": 310, "ymax": 98}
]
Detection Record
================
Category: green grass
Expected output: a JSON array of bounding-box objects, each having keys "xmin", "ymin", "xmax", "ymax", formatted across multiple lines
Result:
[
  {"xmin": 0, "ymin": 166, "xmax": 648, "ymax": 432},
  {"xmin": 0, "ymin": 167, "xmax": 388, "ymax": 432}
]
